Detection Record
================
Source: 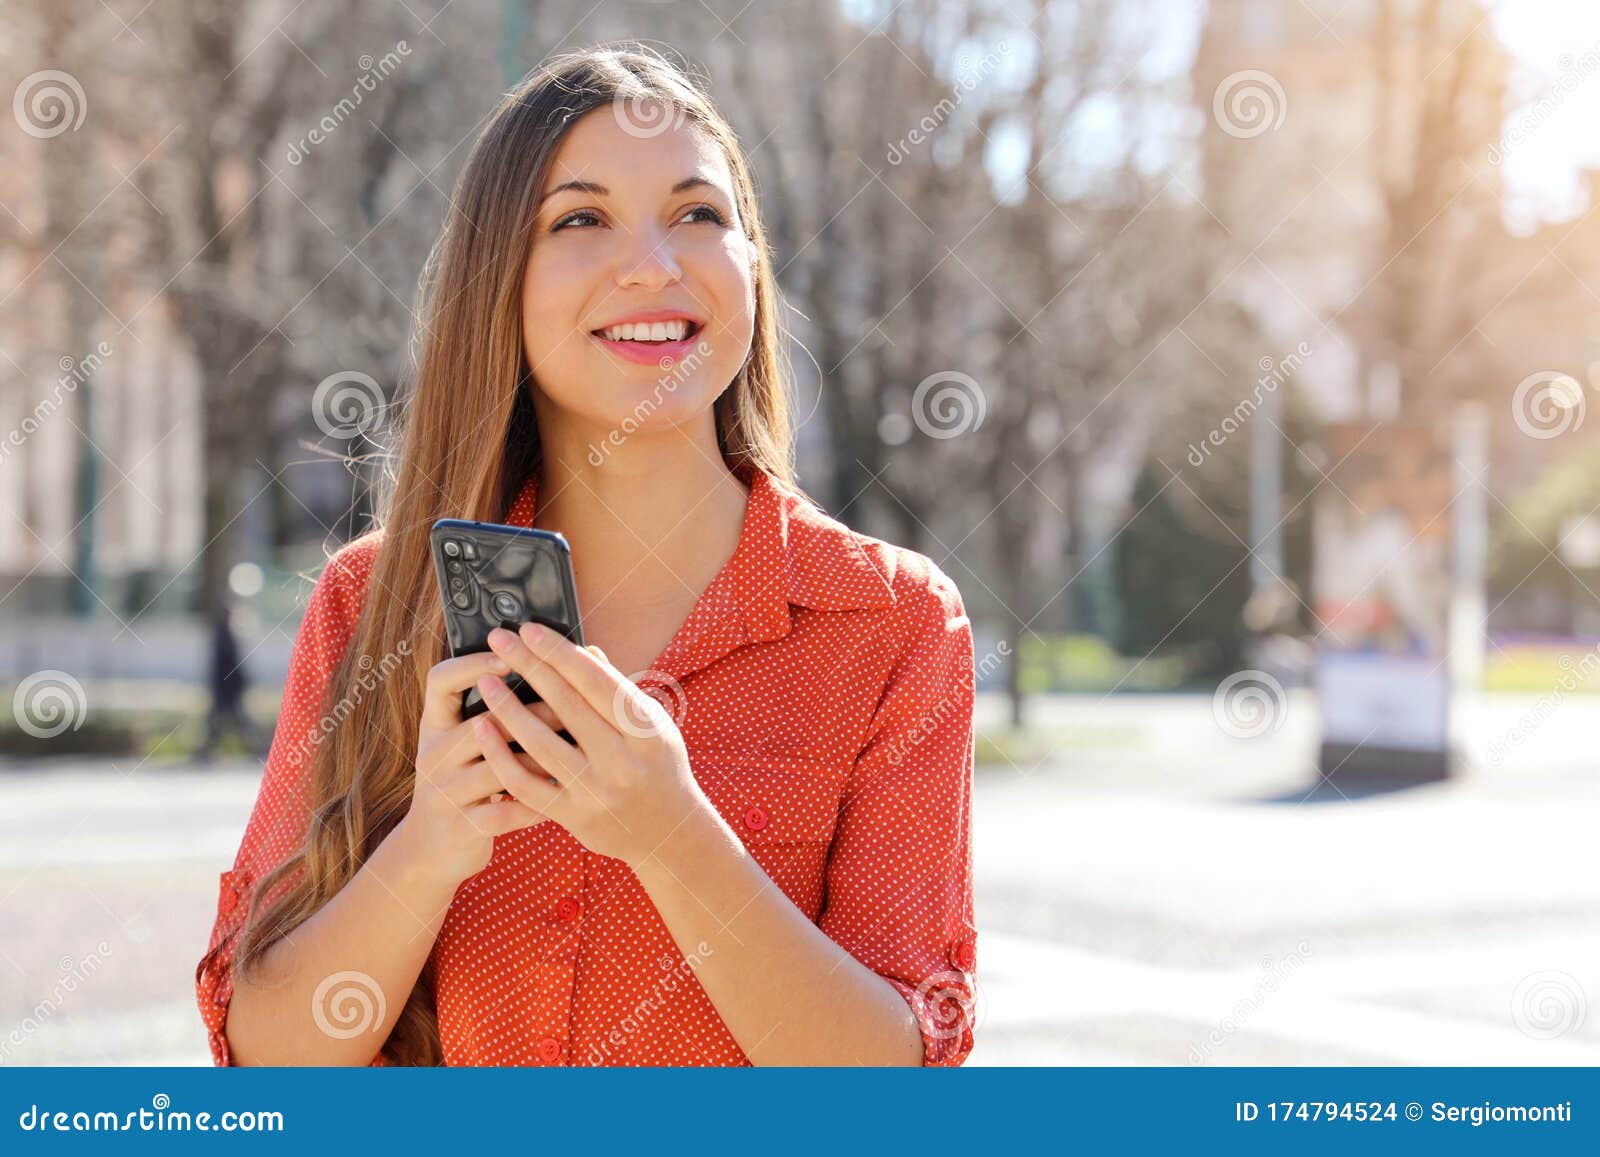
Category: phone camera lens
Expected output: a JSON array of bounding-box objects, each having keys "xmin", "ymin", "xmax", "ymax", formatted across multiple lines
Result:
[
  {"xmin": 452, "ymin": 591, "xmax": 473, "ymax": 610},
  {"xmin": 447, "ymin": 559, "xmax": 463, "ymax": 574},
  {"xmin": 443, "ymin": 540, "xmax": 461, "ymax": 558},
  {"xmin": 492, "ymin": 592, "xmax": 520, "ymax": 620}
]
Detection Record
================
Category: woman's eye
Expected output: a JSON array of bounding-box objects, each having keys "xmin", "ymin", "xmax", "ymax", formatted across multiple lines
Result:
[
  {"xmin": 551, "ymin": 205, "xmax": 726, "ymax": 231},
  {"xmin": 680, "ymin": 204, "xmax": 727, "ymax": 226},
  {"xmin": 551, "ymin": 210, "xmax": 600, "ymax": 231}
]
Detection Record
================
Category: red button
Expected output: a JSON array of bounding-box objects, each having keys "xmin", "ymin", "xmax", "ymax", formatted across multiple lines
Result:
[
  {"xmin": 951, "ymin": 940, "xmax": 976, "ymax": 970},
  {"xmin": 742, "ymin": 805, "xmax": 768, "ymax": 831},
  {"xmin": 555, "ymin": 896, "xmax": 580, "ymax": 923},
  {"xmin": 536, "ymin": 1036, "xmax": 562, "ymax": 1064}
]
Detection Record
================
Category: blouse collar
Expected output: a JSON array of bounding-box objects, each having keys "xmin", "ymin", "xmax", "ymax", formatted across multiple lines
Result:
[{"xmin": 503, "ymin": 457, "xmax": 897, "ymax": 682}]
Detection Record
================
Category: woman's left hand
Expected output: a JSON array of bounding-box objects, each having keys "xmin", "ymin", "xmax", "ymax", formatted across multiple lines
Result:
[{"xmin": 470, "ymin": 621, "xmax": 713, "ymax": 869}]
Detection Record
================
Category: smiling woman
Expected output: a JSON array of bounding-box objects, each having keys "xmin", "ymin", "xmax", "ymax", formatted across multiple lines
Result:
[
  {"xmin": 194, "ymin": 42, "xmax": 977, "ymax": 1069},
  {"xmin": 521, "ymin": 102, "xmax": 756, "ymax": 436}
]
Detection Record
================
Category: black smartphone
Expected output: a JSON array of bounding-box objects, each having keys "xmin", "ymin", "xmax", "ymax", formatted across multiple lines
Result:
[{"xmin": 429, "ymin": 517, "xmax": 585, "ymax": 741}]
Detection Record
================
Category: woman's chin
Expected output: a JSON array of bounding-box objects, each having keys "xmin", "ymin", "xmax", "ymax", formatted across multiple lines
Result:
[{"xmin": 569, "ymin": 390, "xmax": 718, "ymax": 438}]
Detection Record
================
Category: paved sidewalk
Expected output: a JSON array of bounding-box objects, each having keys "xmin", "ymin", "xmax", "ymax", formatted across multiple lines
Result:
[{"xmin": 0, "ymin": 691, "xmax": 1595, "ymax": 1065}]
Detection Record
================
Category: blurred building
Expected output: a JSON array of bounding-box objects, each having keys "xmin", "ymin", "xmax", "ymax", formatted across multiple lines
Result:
[{"xmin": 0, "ymin": 118, "xmax": 349, "ymax": 623}]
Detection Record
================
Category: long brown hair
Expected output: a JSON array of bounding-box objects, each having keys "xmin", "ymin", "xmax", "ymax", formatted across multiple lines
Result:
[{"xmin": 231, "ymin": 43, "xmax": 796, "ymax": 1065}]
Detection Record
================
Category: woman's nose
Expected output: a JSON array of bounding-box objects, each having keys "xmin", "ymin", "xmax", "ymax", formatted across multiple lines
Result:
[{"xmin": 616, "ymin": 228, "xmax": 682, "ymax": 289}]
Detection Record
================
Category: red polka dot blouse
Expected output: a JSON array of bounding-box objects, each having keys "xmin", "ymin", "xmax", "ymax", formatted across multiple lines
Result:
[{"xmin": 195, "ymin": 460, "xmax": 977, "ymax": 1066}]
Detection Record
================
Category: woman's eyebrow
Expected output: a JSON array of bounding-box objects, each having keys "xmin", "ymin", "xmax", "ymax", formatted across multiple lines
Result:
[{"xmin": 538, "ymin": 174, "xmax": 726, "ymax": 205}]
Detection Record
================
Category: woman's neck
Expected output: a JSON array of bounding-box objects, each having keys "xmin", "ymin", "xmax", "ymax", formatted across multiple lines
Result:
[{"xmin": 530, "ymin": 427, "xmax": 751, "ymax": 616}]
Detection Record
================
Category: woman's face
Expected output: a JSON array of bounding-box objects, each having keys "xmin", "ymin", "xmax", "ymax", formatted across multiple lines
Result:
[{"xmin": 521, "ymin": 103, "xmax": 757, "ymax": 441}]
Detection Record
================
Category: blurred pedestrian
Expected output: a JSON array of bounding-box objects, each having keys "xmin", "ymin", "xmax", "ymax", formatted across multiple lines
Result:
[{"xmin": 192, "ymin": 601, "xmax": 264, "ymax": 763}]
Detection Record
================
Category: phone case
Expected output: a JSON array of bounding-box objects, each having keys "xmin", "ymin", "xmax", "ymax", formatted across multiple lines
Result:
[{"xmin": 429, "ymin": 518, "xmax": 585, "ymax": 724}]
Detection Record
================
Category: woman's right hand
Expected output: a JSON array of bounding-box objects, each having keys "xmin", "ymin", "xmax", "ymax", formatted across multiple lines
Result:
[{"xmin": 393, "ymin": 651, "xmax": 554, "ymax": 888}]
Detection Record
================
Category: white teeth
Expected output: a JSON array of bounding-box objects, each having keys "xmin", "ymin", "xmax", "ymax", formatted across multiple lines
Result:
[{"xmin": 599, "ymin": 319, "xmax": 691, "ymax": 342}]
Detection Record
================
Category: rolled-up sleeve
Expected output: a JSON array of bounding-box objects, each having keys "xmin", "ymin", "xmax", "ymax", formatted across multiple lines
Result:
[
  {"xmin": 193, "ymin": 541, "xmax": 389, "ymax": 1066},
  {"xmin": 818, "ymin": 559, "xmax": 978, "ymax": 1066}
]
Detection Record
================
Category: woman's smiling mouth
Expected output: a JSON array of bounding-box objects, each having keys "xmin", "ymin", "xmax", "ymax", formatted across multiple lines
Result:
[
  {"xmin": 589, "ymin": 310, "xmax": 706, "ymax": 364},
  {"xmin": 596, "ymin": 319, "xmax": 696, "ymax": 342}
]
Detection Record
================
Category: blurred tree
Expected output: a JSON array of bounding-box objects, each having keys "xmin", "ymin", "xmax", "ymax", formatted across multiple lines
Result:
[{"xmin": 14, "ymin": 0, "xmax": 1579, "ymax": 742}]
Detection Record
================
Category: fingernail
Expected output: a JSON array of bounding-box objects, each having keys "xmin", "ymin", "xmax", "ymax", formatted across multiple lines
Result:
[
  {"xmin": 488, "ymin": 628, "xmax": 514, "ymax": 649},
  {"xmin": 520, "ymin": 621, "xmax": 546, "ymax": 642},
  {"xmin": 477, "ymin": 676, "xmax": 503, "ymax": 698},
  {"xmin": 487, "ymin": 656, "xmax": 511, "ymax": 675}
]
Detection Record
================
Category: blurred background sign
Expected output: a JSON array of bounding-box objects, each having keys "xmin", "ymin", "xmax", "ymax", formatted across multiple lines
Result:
[{"xmin": 1313, "ymin": 423, "xmax": 1454, "ymax": 779}]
